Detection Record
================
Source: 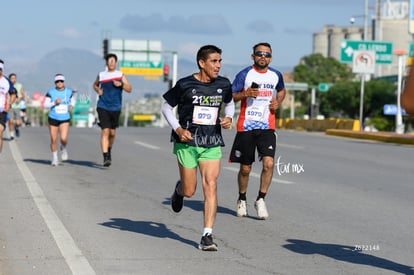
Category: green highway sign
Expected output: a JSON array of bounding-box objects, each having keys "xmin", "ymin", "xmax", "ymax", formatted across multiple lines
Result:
[
  {"xmin": 111, "ymin": 39, "xmax": 163, "ymax": 76},
  {"xmin": 120, "ymin": 60, "xmax": 162, "ymax": 69},
  {"xmin": 72, "ymin": 99, "xmax": 90, "ymax": 123},
  {"xmin": 284, "ymin": 82, "xmax": 308, "ymax": 91},
  {"xmin": 340, "ymin": 40, "xmax": 393, "ymax": 64},
  {"xmin": 409, "ymin": 43, "xmax": 414, "ymax": 56},
  {"xmin": 318, "ymin": 83, "xmax": 333, "ymax": 92}
]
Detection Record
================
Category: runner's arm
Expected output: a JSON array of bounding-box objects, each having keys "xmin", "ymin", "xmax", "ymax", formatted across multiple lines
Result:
[
  {"xmin": 93, "ymin": 76, "xmax": 103, "ymax": 96},
  {"xmin": 121, "ymin": 75, "xmax": 132, "ymax": 93},
  {"xmin": 224, "ymin": 99, "xmax": 235, "ymax": 119},
  {"xmin": 161, "ymin": 101, "xmax": 180, "ymax": 131},
  {"xmin": 277, "ymin": 88, "xmax": 286, "ymax": 103},
  {"xmin": 402, "ymin": 65, "xmax": 414, "ymax": 115}
]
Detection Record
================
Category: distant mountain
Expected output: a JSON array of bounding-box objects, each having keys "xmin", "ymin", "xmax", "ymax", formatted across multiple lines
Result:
[
  {"xmin": 17, "ymin": 48, "xmax": 293, "ymax": 101},
  {"xmin": 20, "ymin": 48, "xmax": 103, "ymax": 96}
]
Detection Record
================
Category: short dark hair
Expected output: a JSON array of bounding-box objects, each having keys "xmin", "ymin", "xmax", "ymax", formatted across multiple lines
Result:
[
  {"xmin": 9, "ymin": 73, "xmax": 16, "ymax": 78},
  {"xmin": 253, "ymin": 42, "xmax": 272, "ymax": 53},
  {"xmin": 105, "ymin": 53, "xmax": 118, "ymax": 62},
  {"xmin": 196, "ymin": 45, "xmax": 222, "ymax": 69}
]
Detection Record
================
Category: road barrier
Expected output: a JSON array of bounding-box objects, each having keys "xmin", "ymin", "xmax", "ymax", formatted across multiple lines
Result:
[{"xmin": 278, "ymin": 118, "xmax": 360, "ymax": 131}]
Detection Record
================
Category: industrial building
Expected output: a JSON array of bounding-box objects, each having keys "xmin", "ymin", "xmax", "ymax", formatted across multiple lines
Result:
[{"xmin": 313, "ymin": 0, "xmax": 412, "ymax": 77}]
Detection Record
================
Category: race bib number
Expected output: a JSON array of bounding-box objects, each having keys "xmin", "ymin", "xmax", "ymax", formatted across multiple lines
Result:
[
  {"xmin": 245, "ymin": 105, "xmax": 265, "ymax": 121},
  {"xmin": 55, "ymin": 104, "xmax": 68, "ymax": 114},
  {"xmin": 192, "ymin": 106, "xmax": 218, "ymax": 125}
]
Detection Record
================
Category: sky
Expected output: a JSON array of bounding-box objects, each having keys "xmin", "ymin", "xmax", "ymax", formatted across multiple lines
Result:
[{"xmin": 1, "ymin": 0, "xmax": 371, "ymax": 72}]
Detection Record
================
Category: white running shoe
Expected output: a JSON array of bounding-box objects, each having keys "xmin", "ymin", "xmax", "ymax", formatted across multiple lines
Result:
[
  {"xmin": 237, "ymin": 200, "xmax": 247, "ymax": 217},
  {"xmin": 254, "ymin": 198, "xmax": 269, "ymax": 220},
  {"xmin": 61, "ymin": 149, "xmax": 68, "ymax": 161},
  {"xmin": 51, "ymin": 159, "xmax": 59, "ymax": 166}
]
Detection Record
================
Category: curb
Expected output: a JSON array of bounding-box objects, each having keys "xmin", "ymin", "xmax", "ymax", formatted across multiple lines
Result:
[{"xmin": 325, "ymin": 129, "xmax": 414, "ymax": 145}]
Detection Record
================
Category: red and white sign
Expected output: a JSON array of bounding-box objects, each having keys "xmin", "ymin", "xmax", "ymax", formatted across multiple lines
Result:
[{"xmin": 352, "ymin": 50, "xmax": 376, "ymax": 74}]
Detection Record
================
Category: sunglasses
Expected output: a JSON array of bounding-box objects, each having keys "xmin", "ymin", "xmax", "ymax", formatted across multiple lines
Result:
[
  {"xmin": 55, "ymin": 80, "xmax": 64, "ymax": 83},
  {"xmin": 254, "ymin": 51, "xmax": 272, "ymax": 58}
]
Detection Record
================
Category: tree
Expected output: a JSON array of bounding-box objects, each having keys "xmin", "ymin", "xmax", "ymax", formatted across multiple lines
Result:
[
  {"xmin": 320, "ymin": 79, "xmax": 395, "ymax": 120},
  {"xmin": 292, "ymin": 54, "xmax": 396, "ymax": 127},
  {"xmin": 293, "ymin": 53, "xmax": 354, "ymax": 86},
  {"xmin": 292, "ymin": 54, "xmax": 355, "ymax": 117},
  {"xmin": 319, "ymin": 81, "xmax": 359, "ymax": 118}
]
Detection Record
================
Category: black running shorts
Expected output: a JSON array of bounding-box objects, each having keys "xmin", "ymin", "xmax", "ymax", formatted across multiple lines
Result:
[
  {"xmin": 0, "ymin": 112, "xmax": 7, "ymax": 128},
  {"xmin": 48, "ymin": 117, "xmax": 70, "ymax": 126},
  {"xmin": 97, "ymin": 107, "xmax": 121, "ymax": 129},
  {"xmin": 229, "ymin": 129, "xmax": 276, "ymax": 165}
]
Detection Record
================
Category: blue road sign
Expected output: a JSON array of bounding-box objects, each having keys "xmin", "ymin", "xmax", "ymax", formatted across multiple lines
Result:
[{"xmin": 383, "ymin": 104, "xmax": 407, "ymax": 115}]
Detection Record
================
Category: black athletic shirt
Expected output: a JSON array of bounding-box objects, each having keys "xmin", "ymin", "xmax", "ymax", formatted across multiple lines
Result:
[{"xmin": 163, "ymin": 74, "xmax": 233, "ymax": 148}]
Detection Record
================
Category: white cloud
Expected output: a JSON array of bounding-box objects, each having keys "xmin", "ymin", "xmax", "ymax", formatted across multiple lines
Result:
[{"xmin": 61, "ymin": 28, "xmax": 82, "ymax": 39}]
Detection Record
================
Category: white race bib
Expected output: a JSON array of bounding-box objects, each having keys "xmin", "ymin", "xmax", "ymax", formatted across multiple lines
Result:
[
  {"xmin": 245, "ymin": 105, "xmax": 265, "ymax": 121},
  {"xmin": 55, "ymin": 104, "xmax": 68, "ymax": 114},
  {"xmin": 192, "ymin": 106, "xmax": 218, "ymax": 125}
]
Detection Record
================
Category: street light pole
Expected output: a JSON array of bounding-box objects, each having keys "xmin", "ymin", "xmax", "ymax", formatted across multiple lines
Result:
[
  {"xmin": 349, "ymin": 0, "xmax": 369, "ymax": 41},
  {"xmin": 172, "ymin": 51, "xmax": 178, "ymax": 87},
  {"xmin": 358, "ymin": 0, "xmax": 369, "ymax": 131},
  {"xmin": 160, "ymin": 50, "xmax": 178, "ymax": 127},
  {"xmin": 394, "ymin": 49, "xmax": 406, "ymax": 134},
  {"xmin": 364, "ymin": 0, "xmax": 369, "ymax": 40}
]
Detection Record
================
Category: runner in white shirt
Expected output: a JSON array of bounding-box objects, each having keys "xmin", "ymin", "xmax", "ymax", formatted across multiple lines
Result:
[{"xmin": 0, "ymin": 61, "xmax": 16, "ymax": 153}]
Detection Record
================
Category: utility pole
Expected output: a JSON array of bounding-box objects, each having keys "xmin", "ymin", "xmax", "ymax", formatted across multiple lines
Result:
[
  {"xmin": 395, "ymin": 50, "xmax": 406, "ymax": 134},
  {"xmin": 376, "ymin": 0, "xmax": 381, "ymax": 41},
  {"xmin": 364, "ymin": 0, "xmax": 369, "ymax": 40},
  {"xmin": 160, "ymin": 51, "xmax": 178, "ymax": 127},
  {"xmin": 359, "ymin": 0, "xmax": 369, "ymax": 131}
]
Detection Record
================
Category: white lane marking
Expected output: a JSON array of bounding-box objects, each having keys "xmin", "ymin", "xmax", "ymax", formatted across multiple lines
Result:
[
  {"xmin": 277, "ymin": 143, "xmax": 304, "ymax": 150},
  {"xmin": 8, "ymin": 141, "xmax": 96, "ymax": 275},
  {"xmin": 134, "ymin": 141, "xmax": 160, "ymax": 150},
  {"xmin": 223, "ymin": 166, "xmax": 294, "ymax": 184}
]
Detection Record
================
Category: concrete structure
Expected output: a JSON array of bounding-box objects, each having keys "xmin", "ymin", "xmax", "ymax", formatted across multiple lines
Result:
[{"xmin": 313, "ymin": 0, "xmax": 413, "ymax": 77}]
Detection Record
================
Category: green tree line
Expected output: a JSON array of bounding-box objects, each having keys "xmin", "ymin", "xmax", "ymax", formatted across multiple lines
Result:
[{"xmin": 291, "ymin": 53, "xmax": 412, "ymax": 131}]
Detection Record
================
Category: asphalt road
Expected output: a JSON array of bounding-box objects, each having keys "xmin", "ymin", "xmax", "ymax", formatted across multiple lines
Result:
[{"xmin": 1, "ymin": 126, "xmax": 413, "ymax": 275}]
